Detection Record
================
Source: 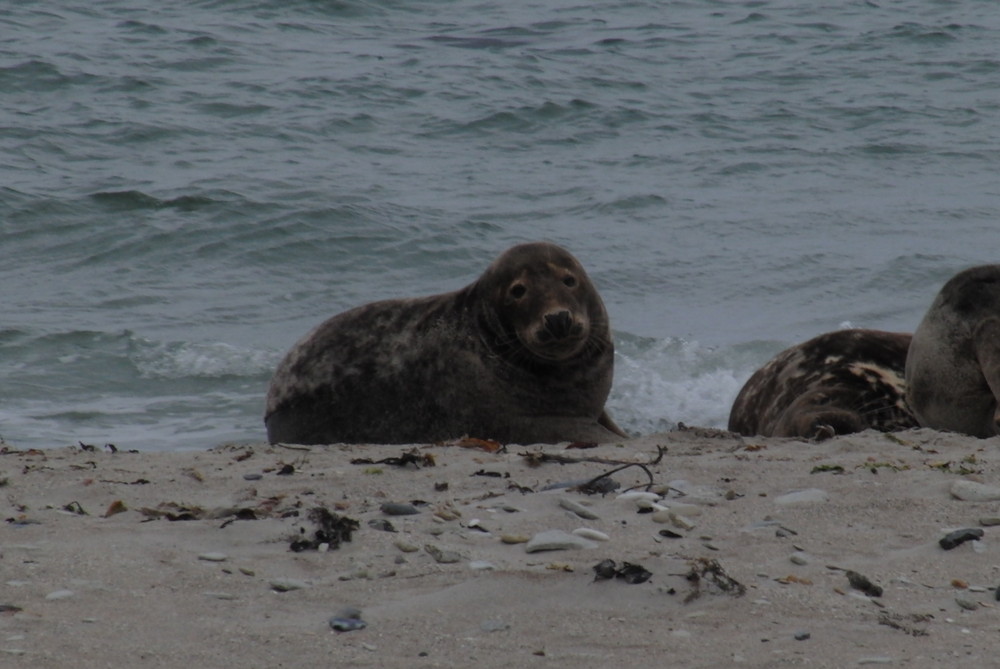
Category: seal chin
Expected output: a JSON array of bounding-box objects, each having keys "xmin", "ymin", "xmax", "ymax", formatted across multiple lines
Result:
[{"xmin": 524, "ymin": 336, "xmax": 588, "ymax": 362}]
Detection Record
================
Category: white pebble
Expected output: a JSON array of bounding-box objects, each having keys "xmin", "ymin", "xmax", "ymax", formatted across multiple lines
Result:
[
  {"xmin": 525, "ymin": 529, "xmax": 597, "ymax": 553},
  {"xmin": 572, "ymin": 528, "xmax": 610, "ymax": 542},
  {"xmin": 774, "ymin": 489, "xmax": 829, "ymax": 505},
  {"xmin": 198, "ymin": 552, "xmax": 228, "ymax": 562},
  {"xmin": 45, "ymin": 590, "xmax": 75, "ymax": 601},
  {"xmin": 616, "ymin": 491, "xmax": 661, "ymax": 502},
  {"xmin": 558, "ymin": 498, "xmax": 600, "ymax": 520}
]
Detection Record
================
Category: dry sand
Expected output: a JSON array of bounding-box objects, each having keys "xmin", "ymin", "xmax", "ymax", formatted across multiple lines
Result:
[{"xmin": 4, "ymin": 427, "xmax": 1000, "ymax": 668}]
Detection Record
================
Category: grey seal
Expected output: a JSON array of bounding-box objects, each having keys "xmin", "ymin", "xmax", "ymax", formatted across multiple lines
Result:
[
  {"xmin": 265, "ymin": 242, "xmax": 627, "ymax": 445},
  {"xmin": 728, "ymin": 329, "xmax": 917, "ymax": 439},
  {"xmin": 906, "ymin": 265, "xmax": 1000, "ymax": 437}
]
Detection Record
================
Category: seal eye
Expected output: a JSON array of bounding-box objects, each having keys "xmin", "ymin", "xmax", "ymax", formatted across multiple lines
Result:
[
  {"xmin": 509, "ymin": 284, "xmax": 527, "ymax": 299},
  {"xmin": 563, "ymin": 276, "xmax": 577, "ymax": 288}
]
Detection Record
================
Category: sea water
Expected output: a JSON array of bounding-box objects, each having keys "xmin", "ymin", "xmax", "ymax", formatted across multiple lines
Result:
[{"xmin": 2, "ymin": 0, "xmax": 999, "ymax": 450}]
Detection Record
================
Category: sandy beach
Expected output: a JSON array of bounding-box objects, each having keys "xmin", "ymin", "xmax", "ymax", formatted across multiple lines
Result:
[{"xmin": 4, "ymin": 427, "xmax": 1000, "ymax": 668}]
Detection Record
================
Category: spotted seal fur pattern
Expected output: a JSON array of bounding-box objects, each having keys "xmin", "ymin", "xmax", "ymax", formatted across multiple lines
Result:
[
  {"xmin": 906, "ymin": 264, "xmax": 1000, "ymax": 438},
  {"xmin": 728, "ymin": 329, "xmax": 917, "ymax": 439},
  {"xmin": 265, "ymin": 242, "xmax": 627, "ymax": 445}
]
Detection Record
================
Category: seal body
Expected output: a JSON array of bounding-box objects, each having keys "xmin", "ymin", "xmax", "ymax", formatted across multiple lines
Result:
[
  {"xmin": 906, "ymin": 265, "xmax": 1000, "ymax": 438},
  {"xmin": 265, "ymin": 242, "xmax": 627, "ymax": 445},
  {"xmin": 728, "ymin": 329, "xmax": 917, "ymax": 439}
]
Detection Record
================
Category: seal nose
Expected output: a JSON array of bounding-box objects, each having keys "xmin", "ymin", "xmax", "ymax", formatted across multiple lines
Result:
[{"xmin": 544, "ymin": 310, "xmax": 574, "ymax": 340}]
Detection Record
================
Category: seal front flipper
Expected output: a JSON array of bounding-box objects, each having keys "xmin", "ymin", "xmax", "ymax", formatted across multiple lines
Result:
[{"xmin": 598, "ymin": 408, "xmax": 629, "ymax": 439}]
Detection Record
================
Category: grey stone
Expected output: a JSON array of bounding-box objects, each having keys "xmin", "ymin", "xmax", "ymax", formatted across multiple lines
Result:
[
  {"xmin": 950, "ymin": 480, "xmax": 1000, "ymax": 502},
  {"xmin": 424, "ymin": 544, "xmax": 462, "ymax": 564},
  {"xmin": 270, "ymin": 578, "xmax": 309, "ymax": 592},
  {"xmin": 558, "ymin": 498, "xmax": 600, "ymax": 520}
]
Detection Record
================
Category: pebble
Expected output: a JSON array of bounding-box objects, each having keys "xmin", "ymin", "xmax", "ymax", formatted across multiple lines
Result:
[
  {"xmin": 789, "ymin": 552, "xmax": 810, "ymax": 566},
  {"xmin": 956, "ymin": 598, "xmax": 980, "ymax": 611},
  {"xmin": 469, "ymin": 560, "xmax": 496, "ymax": 571},
  {"xmin": 481, "ymin": 619, "xmax": 510, "ymax": 632},
  {"xmin": 558, "ymin": 498, "xmax": 600, "ymax": 520},
  {"xmin": 616, "ymin": 491, "xmax": 661, "ymax": 503},
  {"xmin": 329, "ymin": 609, "xmax": 367, "ymax": 632},
  {"xmin": 500, "ymin": 534, "xmax": 530, "ymax": 544},
  {"xmin": 203, "ymin": 591, "xmax": 238, "ymax": 600},
  {"xmin": 793, "ymin": 630, "xmax": 811, "ymax": 641},
  {"xmin": 572, "ymin": 528, "xmax": 609, "ymax": 542},
  {"xmin": 242, "ymin": 473, "xmax": 263, "ymax": 481},
  {"xmin": 774, "ymin": 489, "xmax": 829, "ymax": 505},
  {"xmin": 856, "ymin": 658, "xmax": 894, "ymax": 665},
  {"xmin": 950, "ymin": 480, "xmax": 1000, "ymax": 502},
  {"xmin": 525, "ymin": 530, "xmax": 597, "ymax": 553},
  {"xmin": 381, "ymin": 502, "xmax": 420, "ymax": 516},
  {"xmin": 424, "ymin": 544, "xmax": 462, "ymax": 564},
  {"xmin": 651, "ymin": 508, "xmax": 696, "ymax": 530},
  {"xmin": 198, "ymin": 552, "xmax": 228, "ymax": 562},
  {"xmin": 939, "ymin": 528, "xmax": 984, "ymax": 550},
  {"xmin": 368, "ymin": 519, "xmax": 396, "ymax": 532},
  {"xmin": 393, "ymin": 539, "xmax": 420, "ymax": 553},
  {"xmin": 980, "ymin": 516, "xmax": 1000, "ymax": 527},
  {"xmin": 270, "ymin": 578, "xmax": 309, "ymax": 592},
  {"xmin": 44, "ymin": 590, "xmax": 74, "ymax": 601},
  {"xmin": 661, "ymin": 502, "xmax": 703, "ymax": 517}
]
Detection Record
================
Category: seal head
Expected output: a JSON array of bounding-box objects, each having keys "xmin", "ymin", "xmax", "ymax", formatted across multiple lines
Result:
[
  {"xmin": 265, "ymin": 242, "xmax": 627, "ymax": 445},
  {"xmin": 906, "ymin": 265, "xmax": 1000, "ymax": 438}
]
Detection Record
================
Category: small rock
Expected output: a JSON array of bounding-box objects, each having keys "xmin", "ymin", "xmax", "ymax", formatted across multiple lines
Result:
[
  {"xmin": 481, "ymin": 619, "xmax": 510, "ymax": 632},
  {"xmin": 572, "ymin": 528, "xmax": 609, "ymax": 542},
  {"xmin": 663, "ymin": 502, "xmax": 703, "ymax": 517},
  {"xmin": 469, "ymin": 560, "xmax": 496, "ymax": 571},
  {"xmin": 329, "ymin": 607, "xmax": 367, "ymax": 632},
  {"xmin": 669, "ymin": 512, "xmax": 697, "ymax": 531},
  {"xmin": 774, "ymin": 489, "xmax": 829, "ymax": 505},
  {"xmin": 270, "ymin": 578, "xmax": 309, "ymax": 592},
  {"xmin": 525, "ymin": 530, "xmax": 597, "ymax": 553},
  {"xmin": 368, "ymin": 519, "xmax": 397, "ymax": 532},
  {"xmin": 846, "ymin": 570, "xmax": 883, "ymax": 597},
  {"xmin": 979, "ymin": 516, "xmax": 1000, "ymax": 527},
  {"xmin": 381, "ymin": 502, "xmax": 420, "ymax": 516},
  {"xmin": 393, "ymin": 539, "xmax": 420, "ymax": 553},
  {"xmin": 198, "ymin": 552, "xmax": 228, "ymax": 562},
  {"xmin": 956, "ymin": 598, "xmax": 980, "ymax": 611},
  {"xmin": 203, "ymin": 591, "xmax": 238, "ymax": 600},
  {"xmin": 424, "ymin": 544, "xmax": 462, "ymax": 564},
  {"xmin": 559, "ymin": 498, "xmax": 600, "ymax": 520},
  {"xmin": 44, "ymin": 590, "xmax": 74, "ymax": 601},
  {"xmin": 500, "ymin": 534, "xmax": 530, "ymax": 544},
  {"xmin": 616, "ymin": 491, "xmax": 661, "ymax": 503},
  {"xmin": 242, "ymin": 473, "xmax": 263, "ymax": 481},
  {"xmin": 857, "ymin": 658, "xmax": 894, "ymax": 665},
  {"xmin": 939, "ymin": 528, "xmax": 984, "ymax": 550},
  {"xmin": 950, "ymin": 480, "xmax": 1000, "ymax": 502},
  {"xmin": 794, "ymin": 630, "xmax": 811, "ymax": 641},
  {"xmin": 789, "ymin": 552, "xmax": 809, "ymax": 566}
]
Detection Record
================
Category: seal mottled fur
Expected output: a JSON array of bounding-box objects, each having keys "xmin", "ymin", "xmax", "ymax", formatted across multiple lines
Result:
[
  {"xmin": 265, "ymin": 242, "xmax": 627, "ymax": 445},
  {"xmin": 728, "ymin": 329, "xmax": 917, "ymax": 439},
  {"xmin": 906, "ymin": 265, "xmax": 1000, "ymax": 438}
]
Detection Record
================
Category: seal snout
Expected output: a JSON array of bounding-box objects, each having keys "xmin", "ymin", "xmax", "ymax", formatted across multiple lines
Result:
[{"xmin": 543, "ymin": 310, "xmax": 576, "ymax": 341}]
